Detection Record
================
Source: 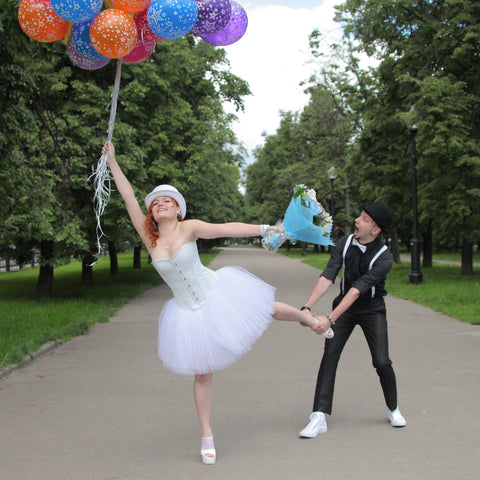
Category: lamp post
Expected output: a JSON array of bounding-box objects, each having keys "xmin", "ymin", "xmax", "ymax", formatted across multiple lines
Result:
[
  {"xmin": 405, "ymin": 107, "xmax": 423, "ymax": 284},
  {"xmin": 327, "ymin": 165, "xmax": 337, "ymax": 219},
  {"xmin": 327, "ymin": 166, "xmax": 337, "ymax": 241}
]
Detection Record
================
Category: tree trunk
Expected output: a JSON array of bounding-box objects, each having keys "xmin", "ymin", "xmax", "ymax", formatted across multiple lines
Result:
[
  {"xmin": 108, "ymin": 241, "xmax": 119, "ymax": 275},
  {"xmin": 390, "ymin": 227, "xmax": 400, "ymax": 263},
  {"xmin": 133, "ymin": 245, "xmax": 142, "ymax": 269},
  {"xmin": 82, "ymin": 253, "xmax": 95, "ymax": 285},
  {"xmin": 461, "ymin": 238, "xmax": 474, "ymax": 276},
  {"xmin": 37, "ymin": 240, "xmax": 54, "ymax": 298},
  {"xmin": 422, "ymin": 221, "xmax": 433, "ymax": 268}
]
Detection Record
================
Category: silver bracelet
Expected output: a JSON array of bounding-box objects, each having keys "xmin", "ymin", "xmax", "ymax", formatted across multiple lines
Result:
[
  {"xmin": 260, "ymin": 224, "xmax": 270, "ymax": 237},
  {"xmin": 326, "ymin": 313, "xmax": 335, "ymax": 326}
]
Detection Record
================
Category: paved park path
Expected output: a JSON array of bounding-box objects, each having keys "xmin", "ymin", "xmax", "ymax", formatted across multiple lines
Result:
[{"xmin": 1, "ymin": 246, "xmax": 479, "ymax": 480}]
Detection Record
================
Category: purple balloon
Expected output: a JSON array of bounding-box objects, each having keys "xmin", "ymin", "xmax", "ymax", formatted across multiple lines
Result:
[
  {"xmin": 190, "ymin": 0, "xmax": 232, "ymax": 36},
  {"xmin": 67, "ymin": 39, "xmax": 111, "ymax": 70},
  {"xmin": 201, "ymin": 1, "xmax": 247, "ymax": 46}
]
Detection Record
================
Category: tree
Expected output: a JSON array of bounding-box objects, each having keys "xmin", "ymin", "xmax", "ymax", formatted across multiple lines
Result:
[
  {"xmin": 245, "ymin": 86, "xmax": 352, "ymax": 238},
  {"xmin": 101, "ymin": 38, "xmax": 250, "ymax": 253},
  {"xmin": 1, "ymin": 0, "xmax": 251, "ymax": 295},
  {"xmin": 245, "ymin": 111, "xmax": 304, "ymax": 224},
  {"xmin": 1, "ymin": 1, "xmax": 93, "ymax": 295},
  {"xmin": 336, "ymin": 0, "xmax": 480, "ymax": 274}
]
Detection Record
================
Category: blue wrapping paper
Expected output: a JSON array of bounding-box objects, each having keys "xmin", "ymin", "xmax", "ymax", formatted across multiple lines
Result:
[
  {"xmin": 262, "ymin": 195, "xmax": 334, "ymax": 253},
  {"xmin": 283, "ymin": 196, "xmax": 334, "ymax": 246}
]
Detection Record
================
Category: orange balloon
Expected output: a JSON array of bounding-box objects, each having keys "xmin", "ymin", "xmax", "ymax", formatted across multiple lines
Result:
[
  {"xmin": 18, "ymin": 0, "xmax": 69, "ymax": 43},
  {"xmin": 90, "ymin": 9, "xmax": 138, "ymax": 59},
  {"xmin": 111, "ymin": 0, "xmax": 151, "ymax": 14}
]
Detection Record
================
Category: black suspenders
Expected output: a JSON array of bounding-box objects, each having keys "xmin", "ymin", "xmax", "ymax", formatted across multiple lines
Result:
[{"xmin": 341, "ymin": 234, "xmax": 388, "ymax": 297}]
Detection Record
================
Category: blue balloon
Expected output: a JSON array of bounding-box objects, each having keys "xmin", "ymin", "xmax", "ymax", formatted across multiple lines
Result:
[
  {"xmin": 51, "ymin": 0, "xmax": 103, "ymax": 23},
  {"xmin": 147, "ymin": 0, "xmax": 198, "ymax": 40},
  {"xmin": 70, "ymin": 21, "xmax": 108, "ymax": 62}
]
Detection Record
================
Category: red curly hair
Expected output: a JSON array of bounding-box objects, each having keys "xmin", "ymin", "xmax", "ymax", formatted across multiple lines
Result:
[{"xmin": 143, "ymin": 199, "xmax": 183, "ymax": 248}]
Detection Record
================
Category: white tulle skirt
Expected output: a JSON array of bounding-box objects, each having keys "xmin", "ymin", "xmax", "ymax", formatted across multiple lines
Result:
[{"xmin": 157, "ymin": 266, "xmax": 275, "ymax": 375}]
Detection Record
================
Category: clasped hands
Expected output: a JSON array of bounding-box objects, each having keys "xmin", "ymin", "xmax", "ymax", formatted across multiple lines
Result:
[{"xmin": 301, "ymin": 313, "xmax": 332, "ymax": 335}]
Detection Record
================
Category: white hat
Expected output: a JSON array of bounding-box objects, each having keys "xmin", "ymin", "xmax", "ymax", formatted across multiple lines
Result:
[{"xmin": 144, "ymin": 185, "xmax": 187, "ymax": 219}]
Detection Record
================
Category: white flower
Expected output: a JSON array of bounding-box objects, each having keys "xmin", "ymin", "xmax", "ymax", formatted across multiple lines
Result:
[{"xmin": 306, "ymin": 188, "xmax": 317, "ymax": 200}]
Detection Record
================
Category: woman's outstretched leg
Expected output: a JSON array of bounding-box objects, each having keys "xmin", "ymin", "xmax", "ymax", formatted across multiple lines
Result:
[{"xmin": 272, "ymin": 302, "xmax": 317, "ymax": 330}]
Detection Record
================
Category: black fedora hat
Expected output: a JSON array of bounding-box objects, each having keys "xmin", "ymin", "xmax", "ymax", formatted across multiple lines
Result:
[{"xmin": 362, "ymin": 202, "xmax": 393, "ymax": 231}]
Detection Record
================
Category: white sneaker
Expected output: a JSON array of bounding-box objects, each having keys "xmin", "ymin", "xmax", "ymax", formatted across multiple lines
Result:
[
  {"xmin": 299, "ymin": 412, "xmax": 327, "ymax": 437},
  {"xmin": 388, "ymin": 408, "xmax": 406, "ymax": 427}
]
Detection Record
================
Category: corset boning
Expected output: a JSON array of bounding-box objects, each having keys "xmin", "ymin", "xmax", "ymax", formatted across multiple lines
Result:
[{"xmin": 151, "ymin": 241, "xmax": 217, "ymax": 310}]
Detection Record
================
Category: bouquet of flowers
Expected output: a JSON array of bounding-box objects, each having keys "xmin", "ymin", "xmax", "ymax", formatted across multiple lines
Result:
[{"xmin": 262, "ymin": 184, "xmax": 334, "ymax": 254}]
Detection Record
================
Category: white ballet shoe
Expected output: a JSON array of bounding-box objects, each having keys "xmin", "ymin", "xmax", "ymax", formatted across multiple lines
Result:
[
  {"xmin": 201, "ymin": 436, "xmax": 216, "ymax": 465},
  {"xmin": 323, "ymin": 327, "xmax": 334, "ymax": 339},
  {"xmin": 201, "ymin": 448, "xmax": 216, "ymax": 464}
]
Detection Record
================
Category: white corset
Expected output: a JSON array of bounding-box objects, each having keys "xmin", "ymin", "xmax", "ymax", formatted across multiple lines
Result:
[{"xmin": 152, "ymin": 241, "xmax": 217, "ymax": 310}]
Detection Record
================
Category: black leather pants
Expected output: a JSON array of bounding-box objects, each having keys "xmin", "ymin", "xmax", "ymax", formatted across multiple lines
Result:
[{"xmin": 312, "ymin": 300, "xmax": 398, "ymax": 414}]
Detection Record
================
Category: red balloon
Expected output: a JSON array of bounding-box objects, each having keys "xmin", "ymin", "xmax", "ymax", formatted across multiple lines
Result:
[
  {"xmin": 90, "ymin": 9, "xmax": 138, "ymax": 59},
  {"xmin": 18, "ymin": 0, "xmax": 69, "ymax": 43},
  {"xmin": 123, "ymin": 39, "xmax": 155, "ymax": 63},
  {"xmin": 111, "ymin": 0, "xmax": 151, "ymax": 14}
]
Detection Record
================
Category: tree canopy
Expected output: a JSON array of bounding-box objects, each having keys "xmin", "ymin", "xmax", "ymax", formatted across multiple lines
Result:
[
  {"xmin": 245, "ymin": 1, "xmax": 479, "ymax": 273},
  {"xmin": 1, "ymin": 0, "xmax": 250, "ymax": 295}
]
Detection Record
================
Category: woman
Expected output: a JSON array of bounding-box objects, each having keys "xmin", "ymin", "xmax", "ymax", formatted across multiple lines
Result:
[{"xmin": 102, "ymin": 142, "xmax": 318, "ymax": 464}]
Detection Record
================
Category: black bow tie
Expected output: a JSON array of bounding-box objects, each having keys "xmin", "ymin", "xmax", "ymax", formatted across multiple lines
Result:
[{"xmin": 352, "ymin": 238, "xmax": 367, "ymax": 253}]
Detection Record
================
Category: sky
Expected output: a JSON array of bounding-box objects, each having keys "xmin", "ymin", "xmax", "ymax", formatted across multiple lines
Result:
[{"xmin": 222, "ymin": 1, "xmax": 344, "ymax": 162}]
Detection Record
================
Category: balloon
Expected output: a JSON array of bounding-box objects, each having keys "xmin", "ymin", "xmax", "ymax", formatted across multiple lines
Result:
[
  {"xmin": 50, "ymin": 0, "xmax": 102, "ymax": 23},
  {"xmin": 123, "ymin": 39, "xmax": 156, "ymax": 63},
  {"xmin": 67, "ymin": 38, "xmax": 111, "ymax": 69},
  {"xmin": 201, "ymin": 0, "xmax": 247, "ymax": 46},
  {"xmin": 90, "ymin": 9, "xmax": 138, "ymax": 59},
  {"xmin": 190, "ymin": 0, "xmax": 231, "ymax": 36},
  {"xmin": 71, "ymin": 20, "xmax": 109, "ymax": 61},
  {"xmin": 134, "ymin": 9, "xmax": 164, "ymax": 42},
  {"xmin": 18, "ymin": 0, "xmax": 69, "ymax": 43},
  {"xmin": 147, "ymin": 0, "xmax": 198, "ymax": 40},
  {"xmin": 111, "ymin": 0, "xmax": 151, "ymax": 14}
]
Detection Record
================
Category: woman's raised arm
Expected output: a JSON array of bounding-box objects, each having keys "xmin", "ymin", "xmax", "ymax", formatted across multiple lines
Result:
[{"xmin": 102, "ymin": 142, "xmax": 147, "ymax": 242}]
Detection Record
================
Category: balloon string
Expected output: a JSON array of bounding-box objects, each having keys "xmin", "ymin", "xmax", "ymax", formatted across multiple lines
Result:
[{"xmin": 91, "ymin": 58, "xmax": 123, "ymax": 263}]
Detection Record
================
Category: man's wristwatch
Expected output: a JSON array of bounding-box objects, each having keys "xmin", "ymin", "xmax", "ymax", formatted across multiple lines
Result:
[{"xmin": 300, "ymin": 306, "xmax": 311, "ymax": 312}]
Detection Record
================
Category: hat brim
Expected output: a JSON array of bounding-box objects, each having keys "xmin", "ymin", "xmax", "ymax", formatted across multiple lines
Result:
[{"xmin": 145, "ymin": 189, "xmax": 186, "ymax": 219}]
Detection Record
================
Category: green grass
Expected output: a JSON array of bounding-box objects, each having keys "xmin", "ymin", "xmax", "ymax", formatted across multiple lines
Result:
[
  {"xmin": 282, "ymin": 247, "xmax": 480, "ymax": 326},
  {"xmin": 385, "ymin": 262, "xmax": 480, "ymax": 325},
  {"xmin": 0, "ymin": 249, "xmax": 218, "ymax": 371},
  {"xmin": 427, "ymin": 250, "xmax": 480, "ymax": 263}
]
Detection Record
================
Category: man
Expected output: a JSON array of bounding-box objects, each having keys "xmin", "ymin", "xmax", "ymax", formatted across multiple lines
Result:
[{"xmin": 299, "ymin": 201, "xmax": 406, "ymax": 438}]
